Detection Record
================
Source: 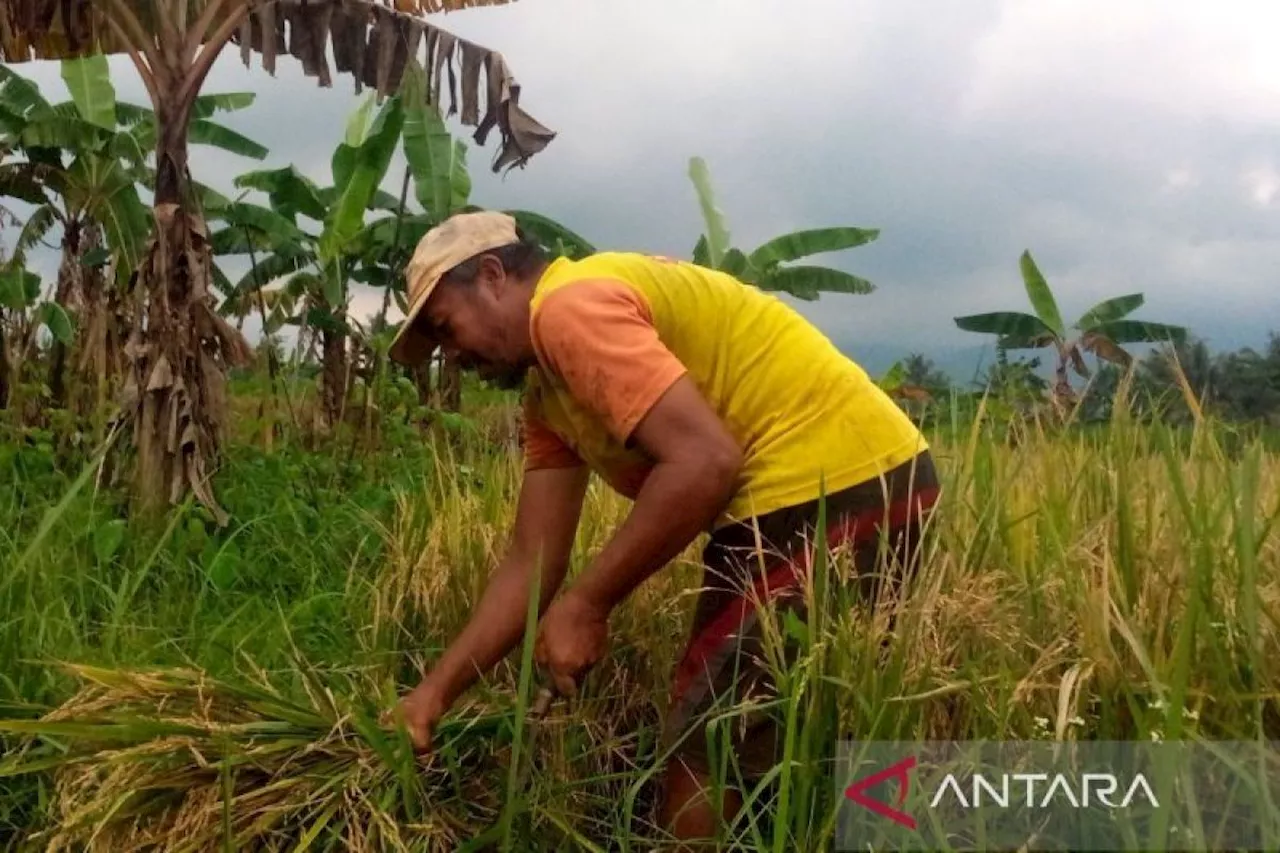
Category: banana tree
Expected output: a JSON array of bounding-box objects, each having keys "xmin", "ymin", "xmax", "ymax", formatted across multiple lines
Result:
[
  {"xmin": 0, "ymin": 0, "xmax": 556, "ymax": 523},
  {"xmin": 0, "ymin": 58, "xmax": 265, "ymax": 422},
  {"xmin": 219, "ymin": 59, "xmax": 586, "ymax": 424},
  {"xmin": 214, "ymin": 91, "xmax": 405, "ymax": 428},
  {"xmin": 876, "ymin": 359, "xmax": 936, "ymax": 407},
  {"xmin": 0, "ymin": 61, "xmax": 151, "ymax": 287},
  {"xmin": 954, "ymin": 250, "xmax": 1188, "ymax": 405},
  {"xmin": 687, "ymin": 155, "xmax": 879, "ymax": 300},
  {"xmin": 0, "ymin": 261, "xmax": 73, "ymax": 416},
  {"xmin": 354, "ymin": 57, "xmax": 589, "ymax": 412}
]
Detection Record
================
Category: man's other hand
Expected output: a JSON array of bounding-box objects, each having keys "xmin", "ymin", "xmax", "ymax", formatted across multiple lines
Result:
[
  {"xmin": 395, "ymin": 679, "xmax": 450, "ymax": 752},
  {"xmin": 533, "ymin": 588, "xmax": 610, "ymax": 699}
]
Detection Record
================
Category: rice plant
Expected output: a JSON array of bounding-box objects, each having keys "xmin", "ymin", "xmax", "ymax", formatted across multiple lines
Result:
[{"xmin": 1, "ymin": 390, "xmax": 1277, "ymax": 850}]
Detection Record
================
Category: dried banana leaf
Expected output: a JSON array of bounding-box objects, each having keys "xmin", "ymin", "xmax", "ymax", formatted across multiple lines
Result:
[{"xmin": 1, "ymin": 0, "xmax": 552, "ymax": 172}]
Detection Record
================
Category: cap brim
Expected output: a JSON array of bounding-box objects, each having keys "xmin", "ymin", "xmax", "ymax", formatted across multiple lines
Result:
[
  {"xmin": 388, "ymin": 273, "xmax": 442, "ymax": 366},
  {"xmin": 389, "ymin": 322, "xmax": 438, "ymax": 366}
]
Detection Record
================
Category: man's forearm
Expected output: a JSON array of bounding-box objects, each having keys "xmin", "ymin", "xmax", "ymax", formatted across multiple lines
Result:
[
  {"xmin": 570, "ymin": 454, "xmax": 738, "ymax": 613},
  {"xmin": 424, "ymin": 553, "xmax": 565, "ymax": 705}
]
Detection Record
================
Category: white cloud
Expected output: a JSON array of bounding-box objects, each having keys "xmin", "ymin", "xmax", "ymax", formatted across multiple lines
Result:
[
  {"xmin": 1243, "ymin": 163, "xmax": 1280, "ymax": 207},
  {"xmin": 1163, "ymin": 168, "xmax": 1198, "ymax": 192},
  {"xmin": 959, "ymin": 0, "xmax": 1280, "ymax": 127}
]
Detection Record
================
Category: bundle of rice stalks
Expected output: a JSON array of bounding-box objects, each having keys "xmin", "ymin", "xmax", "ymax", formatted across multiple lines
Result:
[{"xmin": 0, "ymin": 662, "xmax": 522, "ymax": 852}]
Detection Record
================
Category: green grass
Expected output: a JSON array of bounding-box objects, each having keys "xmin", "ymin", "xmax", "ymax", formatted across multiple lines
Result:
[{"xmin": 1, "ymin": 384, "xmax": 1278, "ymax": 850}]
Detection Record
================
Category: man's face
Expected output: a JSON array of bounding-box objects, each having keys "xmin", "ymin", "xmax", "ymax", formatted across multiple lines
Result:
[{"xmin": 416, "ymin": 255, "xmax": 530, "ymax": 390}]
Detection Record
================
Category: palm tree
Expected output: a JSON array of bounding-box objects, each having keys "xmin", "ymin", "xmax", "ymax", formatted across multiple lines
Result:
[
  {"xmin": 954, "ymin": 250, "xmax": 1188, "ymax": 408},
  {"xmin": 0, "ymin": 0, "xmax": 555, "ymax": 523}
]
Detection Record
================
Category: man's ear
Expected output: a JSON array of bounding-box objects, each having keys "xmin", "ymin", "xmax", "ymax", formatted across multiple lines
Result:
[{"xmin": 478, "ymin": 254, "xmax": 507, "ymax": 292}]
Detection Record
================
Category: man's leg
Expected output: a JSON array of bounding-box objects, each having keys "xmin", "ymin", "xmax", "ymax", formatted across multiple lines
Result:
[
  {"xmin": 658, "ymin": 755, "xmax": 742, "ymax": 842},
  {"xmin": 657, "ymin": 564, "xmax": 774, "ymax": 845},
  {"xmin": 654, "ymin": 451, "xmax": 941, "ymax": 843}
]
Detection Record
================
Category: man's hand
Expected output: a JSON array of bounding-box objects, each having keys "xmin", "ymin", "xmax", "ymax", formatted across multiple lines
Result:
[
  {"xmin": 387, "ymin": 465, "xmax": 589, "ymax": 750},
  {"xmin": 396, "ymin": 678, "xmax": 450, "ymax": 752},
  {"xmin": 527, "ymin": 375, "xmax": 742, "ymax": 704},
  {"xmin": 533, "ymin": 588, "xmax": 610, "ymax": 698}
]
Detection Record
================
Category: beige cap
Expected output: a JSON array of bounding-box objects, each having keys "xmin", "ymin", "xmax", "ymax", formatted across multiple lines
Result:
[{"xmin": 388, "ymin": 210, "xmax": 520, "ymax": 365}]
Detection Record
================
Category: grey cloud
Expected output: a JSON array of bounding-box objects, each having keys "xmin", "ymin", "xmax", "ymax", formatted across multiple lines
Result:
[{"xmin": 4, "ymin": 0, "xmax": 1277, "ymax": 370}]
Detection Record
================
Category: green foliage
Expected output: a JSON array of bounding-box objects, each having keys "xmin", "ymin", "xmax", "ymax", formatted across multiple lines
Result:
[
  {"xmin": 319, "ymin": 93, "xmax": 405, "ymax": 267},
  {"xmin": 0, "ymin": 262, "xmax": 72, "ymax": 346},
  {"xmin": 955, "ymin": 249, "xmax": 1189, "ymax": 399},
  {"xmin": 1018, "ymin": 249, "xmax": 1065, "ymax": 337},
  {"xmin": 186, "ymin": 119, "xmax": 269, "ymax": 159},
  {"xmin": 35, "ymin": 301, "xmax": 72, "ymax": 344},
  {"xmin": 688, "ymin": 156, "xmax": 731, "ymax": 268},
  {"xmin": 59, "ymin": 54, "xmax": 115, "ymax": 132},
  {"xmin": 64, "ymin": 151, "xmax": 149, "ymax": 275},
  {"xmin": 231, "ymin": 166, "xmax": 327, "ymax": 223},
  {"xmin": 1075, "ymin": 293, "xmax": 1145, "ymax": 329},
  {"xmin": 1, "ymin": 392, "xmax": 1277, "ymax": 849},
  {"xmin": 0, "ymin": 63, "xmax": 265, "ymax": 288},
  {"xmin": 953, "ymin": 310, "xmax": 1054, "ymax": 345},
  {"xmin": 212, "ymin": 93, "xmax": 411, "ymax": 343},
  {"xmin": 687, "ymin": 156, "xmax": 878, "ymax": 300},
  {"xmin": 506, "ymin": 210, "xmax": 597, "ymax": 260},
  {"xmin": 401, "ymin": 59, "xmax": 468, "ymax": 220},
  {"xmin": 764, "ymin": 265, "xmax": 874, "ymax": 300},
  {"xmin": 0, "ymin": 265, "xmax": 39, "ymax": 311}
]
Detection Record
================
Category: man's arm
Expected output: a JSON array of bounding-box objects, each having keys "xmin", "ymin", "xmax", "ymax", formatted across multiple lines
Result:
[
  {"xmin": 524, "ymin": 277, "xmax": 744, "ymax": 697},
  {"xmin": 567, "ymin": 375, "xmax": 742, "ymax": 613},
  {"xmin": 406, "ymin": 463, "xmax": 590, "ymax": 712}
]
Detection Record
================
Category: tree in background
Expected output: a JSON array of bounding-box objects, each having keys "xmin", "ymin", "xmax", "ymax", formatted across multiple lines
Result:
[
  {"xmin": 213, "ymin": 57, "xmax": 586, "ymax": 427},
  {"xmin": 1, "ymin": 58, "xmax": 264, "ymax": 429},
  {"xmin": 1128, "ymin": 333, "xmax": 1280, "ymax": 428},
  {"xmin": 954, "ymin": 249, "xmax": 1187, "ymax": 412},
  {"xmin": 686, "ymin": 156, "xmax": 880, "ymax": 301},
  {"xmin": 0, "ymin": 0, "xmax": 555, "ymax": 522}
]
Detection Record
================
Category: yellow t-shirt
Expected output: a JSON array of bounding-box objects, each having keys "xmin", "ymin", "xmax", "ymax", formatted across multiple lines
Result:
[{"xmin": 521, "ymin": 252, "xmax": 927, "ymax": 529}]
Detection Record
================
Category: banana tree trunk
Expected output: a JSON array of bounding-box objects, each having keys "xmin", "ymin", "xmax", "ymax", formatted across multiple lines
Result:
[
  {"xmin": 77, "ymin": 254, "xmax": 128, "ymax": 444},
  {"xmin": 50, "ymin": 219, "xmax": 102, "ymax": 411},
  {"xmin": 49, "ymin": 218, "xmax": 82, "ymax": 410},
  {"xmin": 1052, "ymin": 347, "xmax": 1076, "ymax": 412},
  {"xmin": 126, "ymin": 91, "xmax": 250, "ymax": 524},
  {"xmin": 321, "ymin": 322, "xmax": 347, "ymax": 428}
]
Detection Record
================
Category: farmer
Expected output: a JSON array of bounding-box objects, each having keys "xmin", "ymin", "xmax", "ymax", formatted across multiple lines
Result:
[{"xmin": 387, "ymin": 210, "xmax": 939, "ymax": 841}]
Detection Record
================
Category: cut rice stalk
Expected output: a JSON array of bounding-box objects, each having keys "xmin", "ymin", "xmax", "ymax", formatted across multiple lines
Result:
[{"xmin": 0, "ymin": 663, "xmax": 518, "ymax": 852}]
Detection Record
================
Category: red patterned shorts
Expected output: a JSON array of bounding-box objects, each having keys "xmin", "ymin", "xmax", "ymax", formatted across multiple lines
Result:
[{"xmin": 661, "ymin": 451, "xmax": 941, "ymax": 779}]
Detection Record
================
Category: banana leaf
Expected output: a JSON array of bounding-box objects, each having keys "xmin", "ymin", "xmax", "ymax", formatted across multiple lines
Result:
[
  {"xmin": 1018, "ymin": 250, "xmax": 1066, "ymax": 337},
  {"xmin": 749, "ymin": 227, "xmax": 879, "ymax": 270}
]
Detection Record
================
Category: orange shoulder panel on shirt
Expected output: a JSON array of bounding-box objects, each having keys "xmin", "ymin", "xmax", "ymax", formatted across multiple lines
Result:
[{"xmin": 530, "ymin": 278, "xmax": 688, "ymax": 444}]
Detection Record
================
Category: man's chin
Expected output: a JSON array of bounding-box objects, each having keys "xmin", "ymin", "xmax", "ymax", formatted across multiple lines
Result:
[{"xmin": 476, "ymin": 364, "xmax": 527, "ymax": 391}]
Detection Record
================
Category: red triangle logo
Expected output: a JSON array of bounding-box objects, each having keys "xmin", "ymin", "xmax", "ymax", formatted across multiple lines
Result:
[{"xmin": 843, "ymin": 754, "xmax": 918, "ymax": 830}]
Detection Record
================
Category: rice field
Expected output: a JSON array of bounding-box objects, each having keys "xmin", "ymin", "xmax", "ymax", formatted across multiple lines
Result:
[{"xmin": 1, "ymin": 384, "xmax": 1278, "ymax": 851}]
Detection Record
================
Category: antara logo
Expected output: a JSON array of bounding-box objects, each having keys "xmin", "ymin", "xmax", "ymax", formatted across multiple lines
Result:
[{"xmin": 844, "ymin": 755, "xmax": 1161, "ymax": 829}]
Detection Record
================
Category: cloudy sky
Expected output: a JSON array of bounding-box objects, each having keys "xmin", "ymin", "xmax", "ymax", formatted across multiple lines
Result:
[{"xmin": 8, "ymin": 0, "xmax": 1280, "ymax": 377}]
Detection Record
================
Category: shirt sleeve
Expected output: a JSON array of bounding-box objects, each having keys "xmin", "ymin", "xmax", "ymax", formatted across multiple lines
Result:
[
  {"xmin": 521, "ymin": 392, "xmax": 583, "ymax": 471},
  {"xmin": 531, "ymin": 279, "xmax": 688, "ymax": 444}
]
